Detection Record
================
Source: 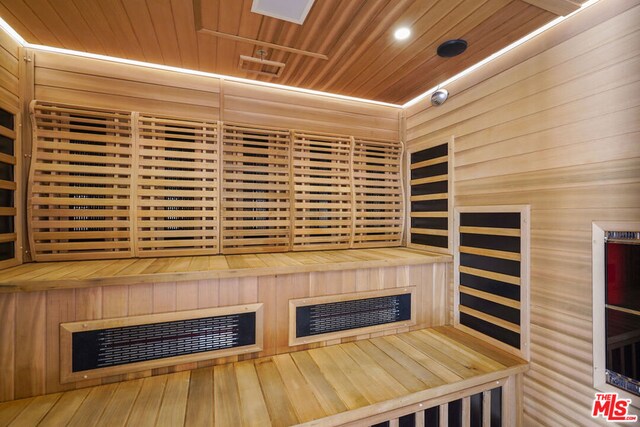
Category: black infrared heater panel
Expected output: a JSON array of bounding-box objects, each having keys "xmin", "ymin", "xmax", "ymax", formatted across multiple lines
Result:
[
  {"xmin": 72, "ymin": 312, "xmax": 256, "ymax": 372},
  {"xmin": 458, "ymin": 211, "xmax": 523, "ymax": 351},
  {"xmin": 296, "ymin": 293, "xmax": 411, "ymax": 338},
  {"xmin": 410, "ymin": 142, "xmax": 449, "ymax": 251}
]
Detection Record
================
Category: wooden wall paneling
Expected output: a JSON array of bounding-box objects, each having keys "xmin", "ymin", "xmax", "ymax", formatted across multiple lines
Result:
[
  {"xmin": 28, "ymin": 101, "xmax": 134, "ymax": 261},
  {"xmin": 34, "ymin": 52, "xmax": 221, "ymax": 121},
  {"xmin": 407, "ymin": 137, "xmax": 454, "ymax": 254},
  {"xmin": 291, "ymin": 131, "xmax": 352, "ymax": 251},
  {"xmin": 351, "ymin": 137, "xmax": 403, "ymax": 248},
  {"xmin": 136, "ymin": 114, "xmax": 219, "ymax": 257},
  {"xmin": 45, "ymin": 290, "xmax": 76, "ymax": 394},
  {"xmin": 0, "ymin": 32, "xmax": 20, "ymax": 112},
  {"xmin": 276, "ymin": 273, "xmax": 310, "ymax": 354},
  {"xmin": 221, "ymin": 122, "xmax": 291, "ymax": 254},
  {"xmin": 14, "ymin": 291, "xmax": 46, "ymax": 398},
  {"xmin": 404, "ymin": 3, "xmax": 640, "ymax": 423},
  {"xmin": 0, "ymin": 258, "xmax": 451, "ymax": 401},
  {"xmin": 221, "ymin": 80, "xmax": 399, "ymax": 141},
  {"xmin": 0, "ymin": 293, "xmax": 15, "ymax": 401}
]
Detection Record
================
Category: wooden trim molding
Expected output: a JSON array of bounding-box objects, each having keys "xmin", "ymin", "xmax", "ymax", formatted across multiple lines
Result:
[
  {"xmin": 288, "ymin": 287, "xmax": 416, "ymax": 346},
  {"xmin": 60, "ymin": 303, "xmax": 264, "ymax": 383}
]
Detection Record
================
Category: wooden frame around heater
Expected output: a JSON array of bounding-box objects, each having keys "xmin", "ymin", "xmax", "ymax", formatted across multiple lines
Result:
[
  {"xmin": 288, "ymin": 287, "xmax": 416, "ymax": 346},
  {"xmin": 60, "ymin": 303, "xmax": 263, "ymax": 383},
  {"xmin": 453, "ymin": 205, "xmax": 530, "ymax": 361},
  {"xmin": 592, "ymin": 220, "xmax": 640, "ymax": 404},
  {"xmin": 405, "ymin": 136, "xmax": 454, "ymax": 255}
]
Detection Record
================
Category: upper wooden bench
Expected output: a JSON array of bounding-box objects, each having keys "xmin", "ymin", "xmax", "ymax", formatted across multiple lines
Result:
[
  {"xmin": 0, "ymin": 326, "xmax": 528, "ymax": 427},
  {"xmin": 0, "ymin": 248, "xmax": 450, "ymax": 293}
]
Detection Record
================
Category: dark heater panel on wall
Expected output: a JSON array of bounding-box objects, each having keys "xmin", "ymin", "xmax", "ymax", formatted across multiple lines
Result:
[
  {"xmin": 457, "ymin": 209, "xmax": 527, "ymax": 354},
  {"xmin": 289, "ymin": 288, "xmax": 415, "ymax": 346},
  {"xmin": 409, "ymin": 141, "xmax": 450, "ymax": 252},
  {"xmin": 296, "ymin": 293, "xmax": 411, "ymax": 338},
  {"xmin": 61, "ymin": 304, "xmax": 263, "ymax": 382},
  {"xmin": 72, "ymin": 312, "xmax": 256, "ymax": 372},
  {"xmin": 0, "ymin": 106, "xmax": 17, "ymax": 268}
]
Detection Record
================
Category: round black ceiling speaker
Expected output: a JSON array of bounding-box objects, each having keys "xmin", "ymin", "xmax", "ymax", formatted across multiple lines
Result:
[{"xmin": 437, "ymin": 39, "xmax": 468, "ymax": 57}]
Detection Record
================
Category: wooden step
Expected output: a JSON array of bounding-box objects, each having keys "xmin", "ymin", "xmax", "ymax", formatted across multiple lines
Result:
[{"xmin": 0, "ymin": 326, "xmax": 528, "ymax": 426}]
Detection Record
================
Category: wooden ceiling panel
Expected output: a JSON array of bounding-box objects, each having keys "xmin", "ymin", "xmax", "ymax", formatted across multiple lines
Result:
[{"xmin": 0, "ymin": 0, "xmax": 578, "ymax": 103}]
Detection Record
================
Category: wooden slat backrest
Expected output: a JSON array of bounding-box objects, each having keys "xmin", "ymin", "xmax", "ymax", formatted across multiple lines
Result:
[
  {"xmin": 291, "ymin": 131, "xmax": 352, "ymax": 251},
  {"xmin": 352, "ymin": 138, "xmax": 403, "ymax": 248},
  {"xmin": 29, "ymin": 101, "xmax": 134, "ymax": 261},
  {"xmin": 136, "ymin": 114, "xmax": 219, "ymax": 257},
  {"xmin": 27, "ymin": 101, "xmax": 404, "ymax": 261},
  {"xmin": 221, "ymin": 123, "xmax": 291, "ymax": 254}
]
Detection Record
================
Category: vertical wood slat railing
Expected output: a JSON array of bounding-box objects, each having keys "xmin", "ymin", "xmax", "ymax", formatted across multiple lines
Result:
[
  {"xmin": 27, "ymin": 100, "xmax": 404, "ymax": 261},
  {"xmin": 322, "ymin": 375, "xmax": 522, "ymax": 427}
]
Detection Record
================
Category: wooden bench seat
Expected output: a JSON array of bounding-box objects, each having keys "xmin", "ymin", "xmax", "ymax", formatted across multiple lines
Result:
[
  {"xmin": 0, "ymin": 326, "xmax": 528, "ymax": 427},
  {"xmin": 0, "ymin": 248, "xmax": 451, "ymax": 293}
]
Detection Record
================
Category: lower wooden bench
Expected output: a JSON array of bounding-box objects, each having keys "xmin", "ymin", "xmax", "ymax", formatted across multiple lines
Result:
[{"xmin": 0, "ymin": 326, "xmax": 528, "ymax": 427}]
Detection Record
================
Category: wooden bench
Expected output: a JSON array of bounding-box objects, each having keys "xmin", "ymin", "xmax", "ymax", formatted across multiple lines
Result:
[
  {"xmin": 0, "ymin": 247, "xmax": 450, "ymax": 292},
  {"xmin": 0, "ymin": 326, "xmax": 528, "ymax": 427}
]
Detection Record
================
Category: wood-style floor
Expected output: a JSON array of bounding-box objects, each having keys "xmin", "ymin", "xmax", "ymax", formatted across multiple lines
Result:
[
  {"xmin": 0, "ymin": 326, "xmax": 527, "ymax": 427},
  {"xmin": 0, "ymin": 248, "xmax": 450, "ymax": 292}
]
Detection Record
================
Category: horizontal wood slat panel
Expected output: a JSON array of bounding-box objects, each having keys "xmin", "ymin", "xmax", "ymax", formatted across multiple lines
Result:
[
  {"xmin": 136, "ymin": 114, "xmax": 219, "ymax": 257},
  {"xmin": 455, "ymin": 208, "xmax": 530, "ymax": 360},
  {"xmin": 292, "ymin": 131, "xmax": 352, "ymax": 251},
  {"xmin": 0, "ymin": 102, "xmax": 18, "ymax": 270},
  {"xmin": 221, "ymin": 123, "xmax": 291, "ymax": 254},
  {"xmin": 352, "ymin": 138, "xmax": 403, "ymax": 248},
  {"xmin": 29, "ymin": 101, "xmax": 134, "ymax": 261},
  {"xmin": 408, "ymin": 140, "xmax": 452, "ymax": 254},
  {"xmin": 28, "ymin": 101, "xmax": 401, "ymax": 261}
]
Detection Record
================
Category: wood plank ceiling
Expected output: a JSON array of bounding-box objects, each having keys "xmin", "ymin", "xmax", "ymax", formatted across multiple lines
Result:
[{"xmin": 0, "ymin": 0, "xmax": 586, "ymax": 104}]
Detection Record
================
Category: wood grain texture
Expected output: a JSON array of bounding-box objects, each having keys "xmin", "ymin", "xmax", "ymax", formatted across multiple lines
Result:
[
  {"xmin": 0, "ymin": 327, "xmax": 528, "ymax": 426},
  {"xmin": 0, "ymin": 0, "xmax": 570, "ymax": 103},
  {"xmin": 0, "ymin": 251, "xmax": 450, "ymax": 402},
  {"xmin": 136, "ymin": 114, "xmax": 219, "ymax": 257},
  {"xmin": 406, "ymin": 1, "xmax": 640, "ymax": 424},
  {"xmin": 28, "ymin": 101, "xmax": 134, "ymax": 261}
]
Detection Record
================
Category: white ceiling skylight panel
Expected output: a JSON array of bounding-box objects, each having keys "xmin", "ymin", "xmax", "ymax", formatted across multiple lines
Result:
[{"xmin": 251, "ymin": 0, "xmax": 316, "ymax": 25}]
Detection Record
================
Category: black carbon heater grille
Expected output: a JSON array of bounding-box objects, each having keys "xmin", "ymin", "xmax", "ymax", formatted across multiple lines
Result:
[
  {"xmin": 72, "ymin": 312, "xmax": 256, "ymax": 372},
  {"xmin": 296, "ymin": 294, "xmax": 411, "ymax": 338}
]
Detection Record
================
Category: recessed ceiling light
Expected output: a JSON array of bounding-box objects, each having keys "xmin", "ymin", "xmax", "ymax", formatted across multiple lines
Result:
[{"xmin": 394, "ymin": 27, "xmax": 411, "ymax": 41}]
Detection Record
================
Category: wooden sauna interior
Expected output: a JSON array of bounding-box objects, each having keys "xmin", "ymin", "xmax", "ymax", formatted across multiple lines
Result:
[{"xmin": 0, "ymin": 0, "xmax": 638, "ymax": 425}]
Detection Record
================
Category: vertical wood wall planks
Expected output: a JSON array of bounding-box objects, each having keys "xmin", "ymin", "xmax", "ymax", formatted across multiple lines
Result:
[
  {"xmin": 0, "ymin": 293, "xmax": 15, "ymax": 401},
  {"xmin": 28, "ymin": 101, "xmax": 134, "ymax": 261},
  {"xmin": 136, "ymin": 114, "xmax": 219, "ymax": 257}
]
